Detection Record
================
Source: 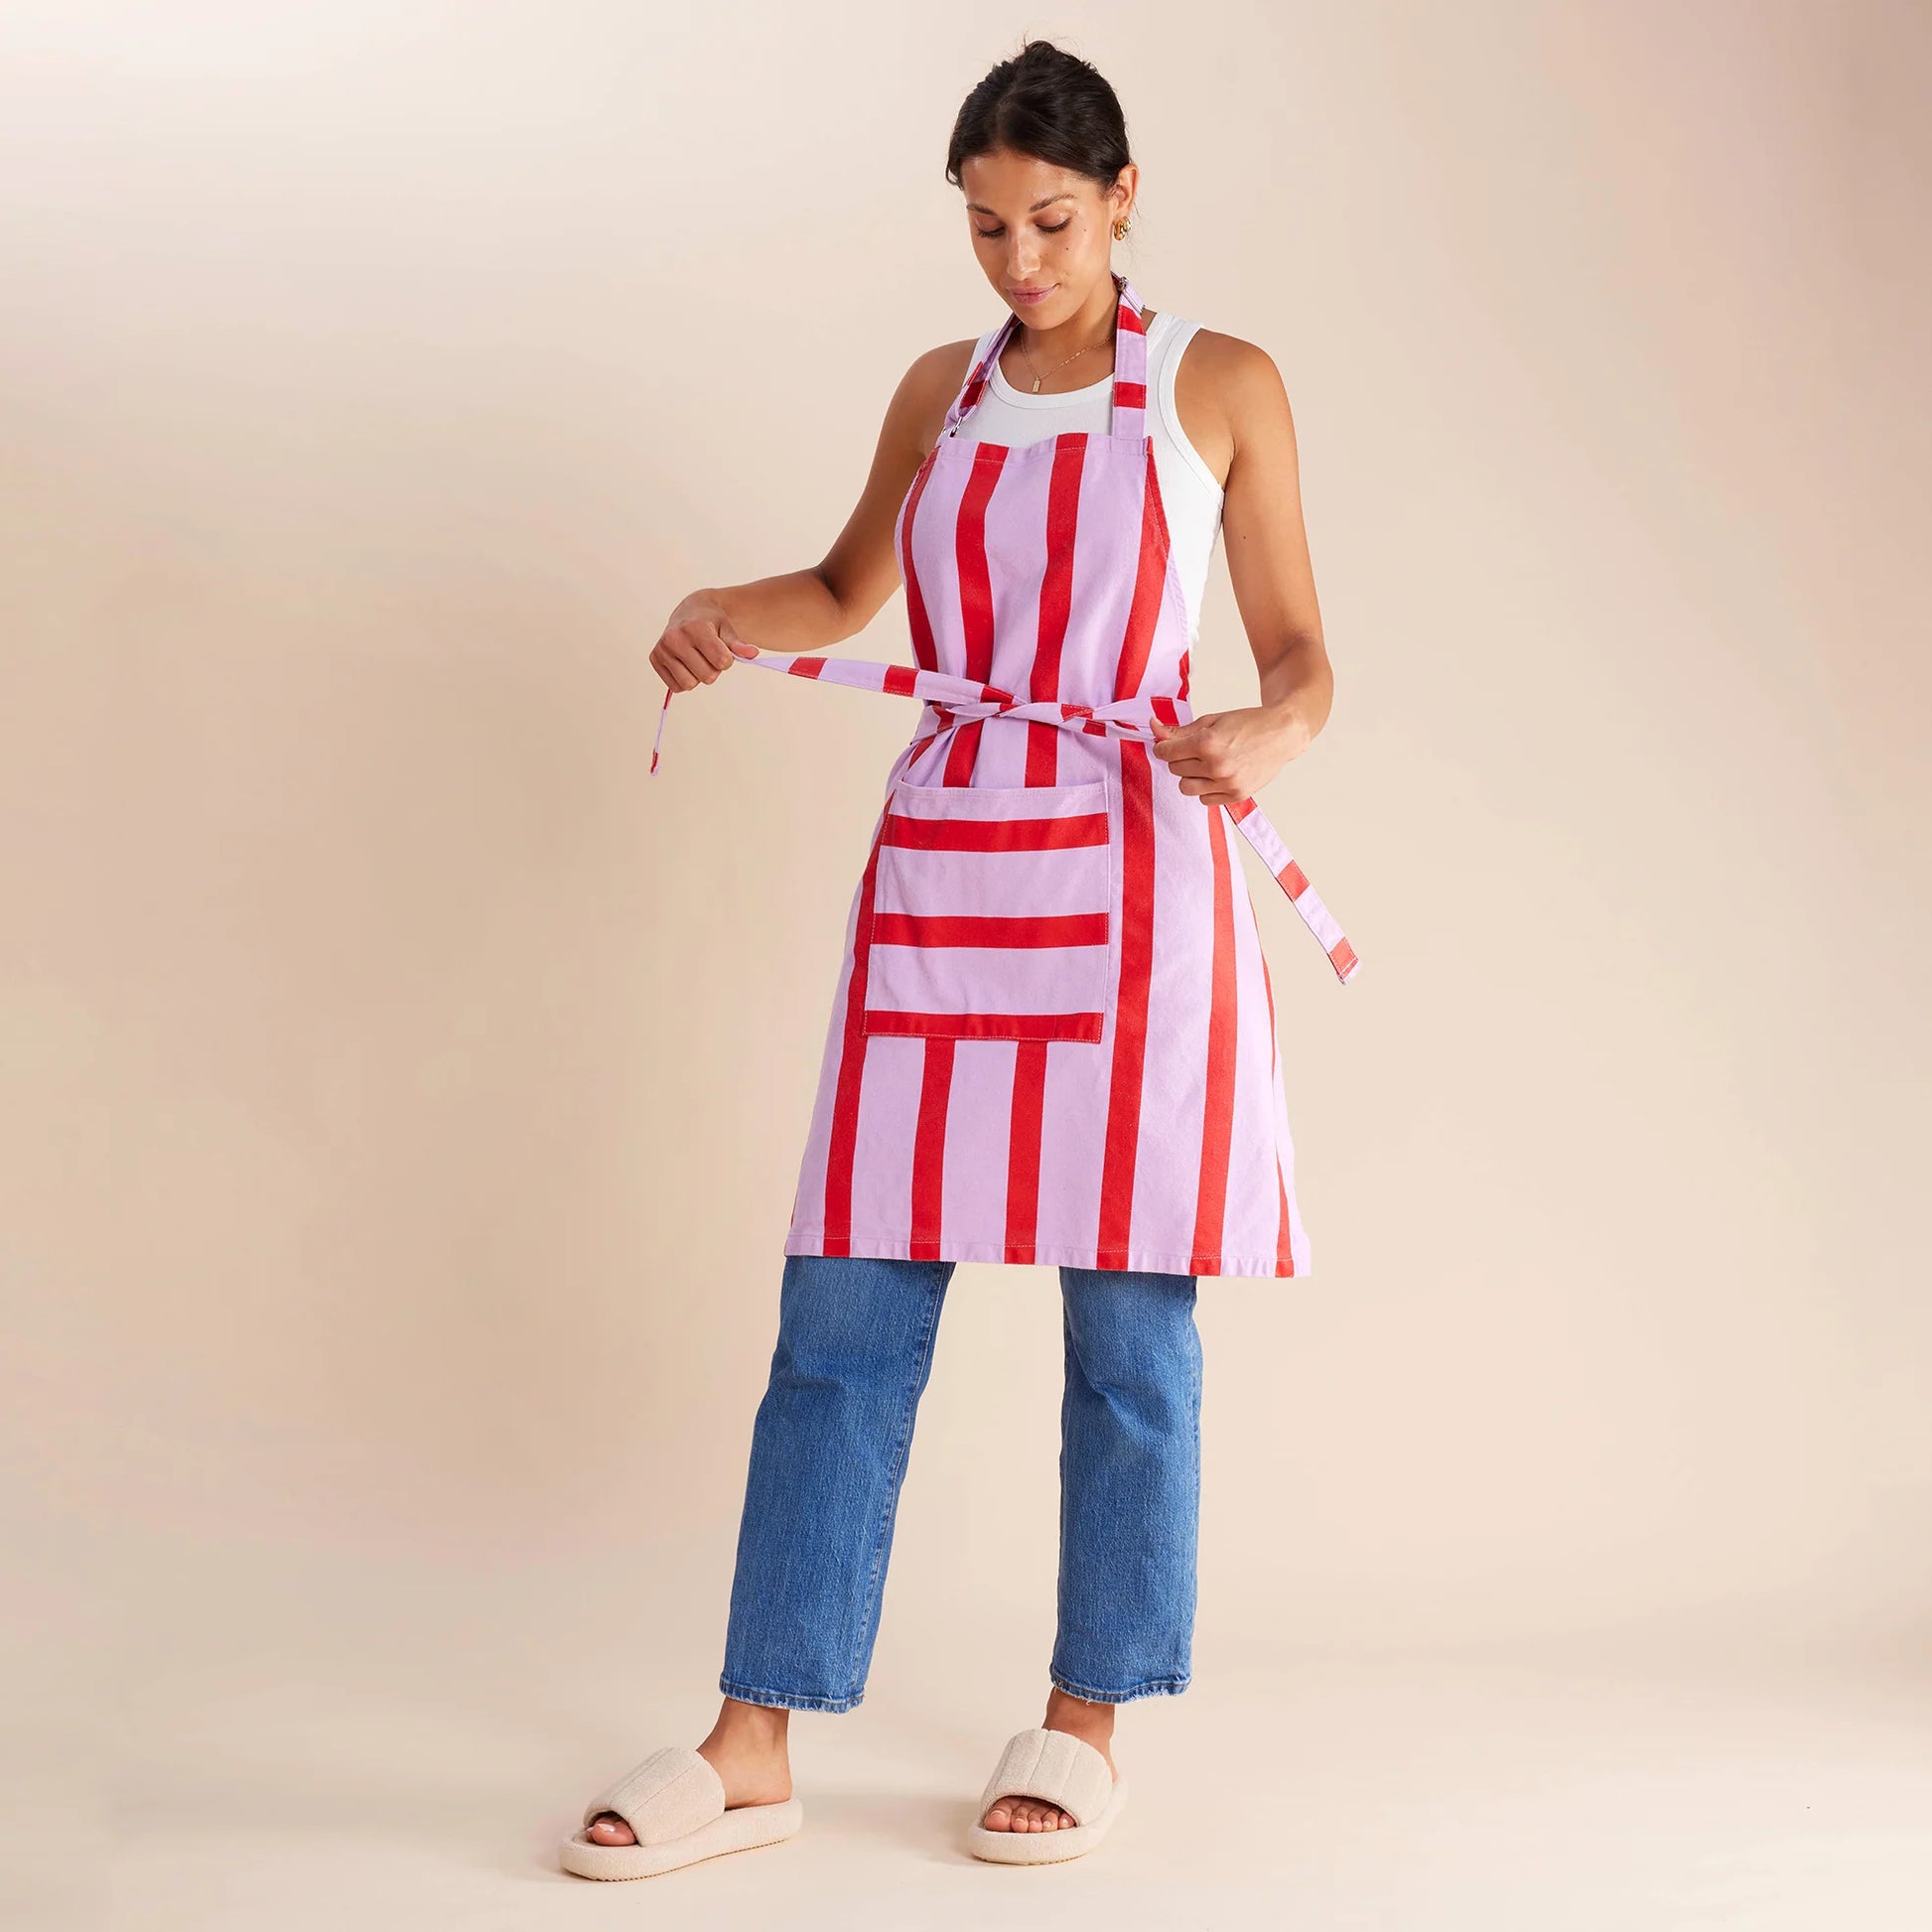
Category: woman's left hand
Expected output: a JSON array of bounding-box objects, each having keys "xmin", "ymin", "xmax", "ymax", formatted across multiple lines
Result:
[{"xmin": 1148, "ymin": 702, "xmax": 1312, "ymax": 805}]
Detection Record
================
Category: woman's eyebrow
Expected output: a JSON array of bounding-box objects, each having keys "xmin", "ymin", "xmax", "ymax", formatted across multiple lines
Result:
[{"xmin": 964, "ymin": 193, "xmax": 1076, "ymax": 215}]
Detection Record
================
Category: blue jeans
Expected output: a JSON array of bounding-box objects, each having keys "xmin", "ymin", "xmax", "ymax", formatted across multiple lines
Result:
[{"xmin": 719, "ymin": 1252, "xmax": 1201, "ymax": 1712}]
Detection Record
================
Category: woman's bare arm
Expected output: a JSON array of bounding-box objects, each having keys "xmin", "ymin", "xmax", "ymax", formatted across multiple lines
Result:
[
  {"xmin": 1149, "ymin": 331, "xmax": 1334, "ymax": 804},
  {"xmin": 649, "ymin": 340, "xmax": 977, "ymax": 692}
]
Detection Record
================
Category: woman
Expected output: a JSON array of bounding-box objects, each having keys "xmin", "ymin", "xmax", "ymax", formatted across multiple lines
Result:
[{"xmin": 560, "ymin": 37, "xmax": 1356, "ymax": 1880}]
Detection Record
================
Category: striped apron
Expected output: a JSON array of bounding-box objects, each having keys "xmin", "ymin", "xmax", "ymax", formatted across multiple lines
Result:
[{"xmin": 654, "ymin": 274, "xmax": 1357, "ymax": 1278}]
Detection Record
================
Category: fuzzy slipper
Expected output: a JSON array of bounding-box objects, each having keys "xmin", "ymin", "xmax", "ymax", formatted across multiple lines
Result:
[
  {"xmin": 559, "ymin": 1745, "xmax": 803, "ymax": 1881},
  {"xmin": 967, "ymin": 1725, "xmax": 1128, "ymax": 1865}
]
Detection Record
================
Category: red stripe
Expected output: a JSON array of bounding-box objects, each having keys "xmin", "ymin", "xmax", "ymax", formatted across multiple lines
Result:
[
  {"xmin": 942, "ymin": 719, "xmax": 985, "ymax": 783},
  {"xmin": 1007, "ymin": 431, "xmax": 1088, "ymax": 1258},
  {"xmin": 957, "ymin": 442, "xmax": 1007, "ymax": 684},
  {"xmin": 788, "ymin": 657, "xmax": 826, "ymax": 679},
  {"xmin": 909, "ymin": 1037, "xmax": 955, "ymax": 1260},
  {"xmin": 955, "ymin": 331, "xmax": 1008, "ymax": 420},
  {"xmin": 1034, "ymin": 435, "xmax": 1084, "ymax": 699},
  {"xmin": 897, "ymin": 453, "xmax": 940, "ymax": 672},
  {"xmin": 883, "ymin": 662, "xmax": 920, "ymax": 697},
  {"xmin": 1004, "ymin": 1041, "xmax": 1047, "ymax": 1262},
  {"xmin": 865, "ymin": 1010, "xmax": 1104, "ymax": 1042},
  {"xmin": 1113, "ymin": 442, "xmax": 1172, "ymax": 701},
  {"xmin": 1025, "ymin": 721, "xmax": 1060, "ymax": 784},
  {"xmin": 1096, "ymin": 741, "xmax": 1158, "ymax": 1258},
  {"xmin": 1224, "ymin": 795, "xmax": 1256, "ymax": 823},
  {"xmin": 870, "ymin": 911, "xmax": 1108, "ymax": 949},
  {"xmin": 1259, "ymin": 946, "xmax": 1296, "ymax": 1277},
  {"xmin": 1276, "ymin": 859, "xmax": 1309, "ymax": 897},
  {"xmin": 1329, "ymin": 937, "xmax": 1358, "ymax": 980},
  {"xmin": 938, "ymin": 407, "xmax": 998, "ymax": 793},
  {"xmin": 821, "ymin": 818, "xmax": 887, "ymax": 1255},
  {"xmin": 1113, "ymin": 380, "xmax": 1148, "ymax": 410},
  {"xmin": 1189, "ymin": 804, "xmax": 1239, "ymax": 1272},
  {"xmin": 882, "ymin": 810, "xmax": 1108, "ymax": 852}
]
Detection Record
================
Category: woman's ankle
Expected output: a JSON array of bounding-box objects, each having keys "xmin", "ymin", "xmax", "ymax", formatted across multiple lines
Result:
[
  {"xmin": 707, "ymin": 1696, "xmax": 792, "ymax": 1751},
  {"xmin": 1043, "ymin": 1685, "xmax": 1115, "ymax": 1736}
]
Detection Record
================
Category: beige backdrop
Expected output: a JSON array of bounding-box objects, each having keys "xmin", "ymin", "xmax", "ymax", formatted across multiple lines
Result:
[{"xmin": 6, "ymin": 3, "xmax": 1930, "ymax": 1926}]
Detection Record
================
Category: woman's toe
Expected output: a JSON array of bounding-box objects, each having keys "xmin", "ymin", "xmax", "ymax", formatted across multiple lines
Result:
[
  {"xmin": 981, "ymin": 1793, "xmax": 1077, "ymax": 1833},
  {"xmin": 584, "ymin": 1811, "xmax": 635, "ymax": 1845}
]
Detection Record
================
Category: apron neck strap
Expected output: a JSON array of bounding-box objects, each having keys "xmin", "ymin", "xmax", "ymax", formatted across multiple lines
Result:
[{"xmin": 941, "ymin": 272, "xmax": 1148, "ymax": 442}]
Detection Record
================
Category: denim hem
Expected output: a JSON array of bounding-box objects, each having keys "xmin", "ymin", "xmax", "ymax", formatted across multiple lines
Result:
[
  {"xmin": 1048, "ymin": 1670, "xmax": 1192, "ymax": 1705},
  {"xmin": 719, "ymin": 1675, "xmax": 864, "ymax": 1715}
]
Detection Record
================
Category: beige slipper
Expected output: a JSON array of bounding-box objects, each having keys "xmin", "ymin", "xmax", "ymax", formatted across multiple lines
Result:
[
  {"xmin": 967, "ymin": 1725, "xmax": 1129, "ymax": 1865},
  {"xmin": 559, "ymin": 1745, "xmax": 803, "ymax": 1880}
]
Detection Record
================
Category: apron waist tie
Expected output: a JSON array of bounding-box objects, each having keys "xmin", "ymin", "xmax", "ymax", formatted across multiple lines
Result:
[{"xmin": 651, "ymin": 651, "xmax": 1360, "ymax": 986}]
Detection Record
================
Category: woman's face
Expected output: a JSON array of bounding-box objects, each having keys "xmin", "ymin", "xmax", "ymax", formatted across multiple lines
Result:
[{"xmin": 958, "ymin": 147, "xmax": 1135, "ymax": 327}]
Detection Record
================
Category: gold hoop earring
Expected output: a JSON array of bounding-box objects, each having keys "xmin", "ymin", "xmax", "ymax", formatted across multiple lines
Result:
[{"xmin": 1113, "ymin": 216, "xmax": 1132, "ymax": 240}]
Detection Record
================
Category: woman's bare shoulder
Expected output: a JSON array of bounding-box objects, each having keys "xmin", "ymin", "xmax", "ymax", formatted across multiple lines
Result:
[
  {"xmin": 1173, "ymin": 326, "xmax": 1290, "ymax": 407},
  {"xmin": 1172, "ymin": 325, "xmax": 1296, "ymax": 469},
  {"xmin": 1156, "ymin": 322, "xmax": 1293, "ymax": 488},
  {"xmin": 882, "ymin": 335, "xmax": 983, "ymax": 446},
  {"xmin": 907, "ymin": 334, "xmax": 985, "ymax": 391}
]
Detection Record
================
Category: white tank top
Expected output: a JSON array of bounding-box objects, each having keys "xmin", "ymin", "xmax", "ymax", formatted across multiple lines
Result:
[{"xmin": 952, "ymin": 309, "xmax": 1224, "ymax": 647}]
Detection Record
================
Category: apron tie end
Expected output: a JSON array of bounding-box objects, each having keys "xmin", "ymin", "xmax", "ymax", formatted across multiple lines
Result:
[{"xmin": 649, "ymin": 686, "xmax": 672, "ymax": 775}]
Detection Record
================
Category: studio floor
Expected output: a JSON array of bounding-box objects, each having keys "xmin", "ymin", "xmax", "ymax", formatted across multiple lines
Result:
[{"xmin": 44, "ymin": 1588, "xmax": 1932, "ymax": 1932}]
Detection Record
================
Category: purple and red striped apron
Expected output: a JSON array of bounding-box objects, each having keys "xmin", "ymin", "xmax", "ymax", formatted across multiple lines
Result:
[{"xmin": 654, "ymin": 273, "xmax": 1358, "ymax": 1277}]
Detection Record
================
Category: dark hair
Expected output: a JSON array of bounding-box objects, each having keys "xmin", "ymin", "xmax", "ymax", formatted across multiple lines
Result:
[{"xmin": 944, "ymin": 39, "xmax": 1132, "ymax": 193}]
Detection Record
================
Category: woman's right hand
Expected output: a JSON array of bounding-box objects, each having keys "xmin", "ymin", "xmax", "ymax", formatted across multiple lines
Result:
[{"xmin": 650, "ymin": 595, "xmax": 759, "ymax": 692}]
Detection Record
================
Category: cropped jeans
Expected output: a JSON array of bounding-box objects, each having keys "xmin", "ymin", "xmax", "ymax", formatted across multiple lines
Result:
[{"xmin": 719, "ymin": 1252, "xmax": 1202, "ymax": 1713}]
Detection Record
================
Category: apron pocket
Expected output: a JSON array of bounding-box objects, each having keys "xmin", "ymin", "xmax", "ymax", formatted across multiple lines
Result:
[{"xmin": 861, "ymin": 777, "xmax": 1118, "ymax": 1043}]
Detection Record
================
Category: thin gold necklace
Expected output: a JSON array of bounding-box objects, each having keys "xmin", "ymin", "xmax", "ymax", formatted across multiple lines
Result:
[{"xmin": 1015, "ymin": 324, "xmax": 1113, "ymax": 393}]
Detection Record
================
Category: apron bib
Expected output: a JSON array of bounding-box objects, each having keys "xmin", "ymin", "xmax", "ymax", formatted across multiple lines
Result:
[{"xmin": 654, "ymin": 275, "xmax": 1358, "ymax": 1278}]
